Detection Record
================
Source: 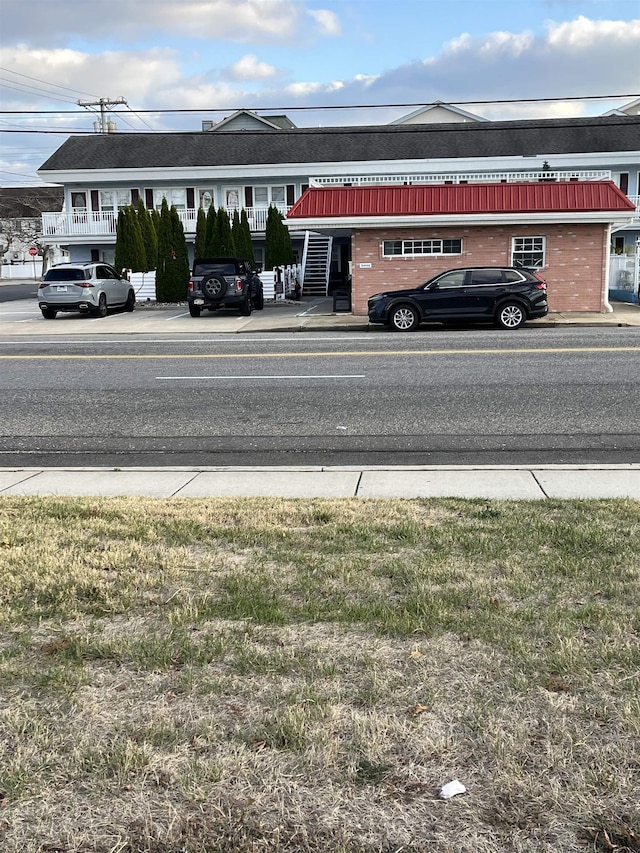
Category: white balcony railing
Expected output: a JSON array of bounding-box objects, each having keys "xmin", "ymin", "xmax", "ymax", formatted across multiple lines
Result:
[
  {"xmin": 41, "ymin": 204, "xmax": 289, "ymax": 240},
  {"xmin": 311, "ymin": 170, "xmax": 614, "ymax": 186}
]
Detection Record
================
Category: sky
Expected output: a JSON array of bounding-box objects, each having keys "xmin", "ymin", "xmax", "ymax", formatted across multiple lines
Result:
[{"xmin": 0, "ymin": 0, "xmax": 639, "ymax": 186}]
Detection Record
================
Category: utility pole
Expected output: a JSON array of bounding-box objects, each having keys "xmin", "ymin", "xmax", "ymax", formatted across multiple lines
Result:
[{"xmin": 77, "ymin": 96, "xmax": 128, "ymax": 133}]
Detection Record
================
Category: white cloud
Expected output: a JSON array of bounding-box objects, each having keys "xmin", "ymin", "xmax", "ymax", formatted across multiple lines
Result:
[
  {"xmin": 160, "ymin": 0, "xmax": 302, "ymax": 40},
  {"xmin": 0, "ymin": 0, "xmax": 310, "ymax": 45},
  {"xmin": 547, "ymin": 13, "xmax": 640, "ymax": 48},
  {"xmin": 356, "ymin": 17, "xmax": 640, "ymax": 118},
  {"xmin": 307, "ymin": 9, "xmax": 341, "ymax": 36},
  {"xmin": 0, "ymin": 46, "xmax": 183, "ymax": 106},
  {"xmin": 226, "ymin": 54, "xmax": 277, "ymax": 81},
  {"xmin": 284, "ymin": 81, "xmax": 326, "ymax": 97}
]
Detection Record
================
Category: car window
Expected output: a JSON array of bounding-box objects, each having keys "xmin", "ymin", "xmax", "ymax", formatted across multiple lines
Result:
[
  {"xmin": 469, "ymin": 270, "xmax": 504, "ymax": 285},
  {"xmin": 196, "ymin": 263, "xmax": 236, "ymax": 276},
  {"xmin": 503, "ymin": 270, "xmax": 524, "ymax": 283},
  {"xmin": 431, "ymin": 270, "xmax": 466, "ymax": 289},
  {"xmin": 44, "ymin": 268, "xmax": 86, "ymax": 282}
]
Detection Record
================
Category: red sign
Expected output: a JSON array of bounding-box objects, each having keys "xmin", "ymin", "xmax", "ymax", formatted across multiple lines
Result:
[{"xmin": 28, "ymin": 247, "xmax": 38, "ymax": 256}]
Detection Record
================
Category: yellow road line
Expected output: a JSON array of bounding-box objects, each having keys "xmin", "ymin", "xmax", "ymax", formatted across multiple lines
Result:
[{"xmin": 0, "ymin": 346, "xmax": 639, "ymax": 360}]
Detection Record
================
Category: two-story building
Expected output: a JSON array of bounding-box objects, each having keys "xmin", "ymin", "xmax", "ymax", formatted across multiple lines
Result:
[{"xmin": 36, "ymin": 110, "xmax": 640, "ymax": 310}]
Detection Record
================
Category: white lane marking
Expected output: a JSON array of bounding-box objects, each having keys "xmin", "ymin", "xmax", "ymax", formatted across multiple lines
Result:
[{"xmin": 156, "ymin": 374, "xmax": 366, "ymax": 380}]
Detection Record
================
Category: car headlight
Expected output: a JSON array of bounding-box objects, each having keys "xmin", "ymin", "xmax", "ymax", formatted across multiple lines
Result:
[{"xmin": 368, "ymin": 293, "xmax": 386, "ymax": 303}]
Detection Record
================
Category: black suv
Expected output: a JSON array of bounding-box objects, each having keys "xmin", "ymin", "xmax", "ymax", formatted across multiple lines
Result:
[
  {"xmin": 187, "ymin": 257, "xmax": 264, "ymax": 318},
  {"xmin": 368, "ymin": 267, "xmax": 548, "ymax": 331}
]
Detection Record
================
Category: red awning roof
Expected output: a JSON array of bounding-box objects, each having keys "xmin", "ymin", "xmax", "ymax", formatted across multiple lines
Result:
[{"xmin": 286, "ymin": 181, "xmax": 635, "ymax": 218}]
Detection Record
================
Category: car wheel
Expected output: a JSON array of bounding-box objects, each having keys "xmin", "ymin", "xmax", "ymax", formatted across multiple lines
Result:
[
  {"xmin": 239, "ymin": 296, "xmax": 252, "ymax": 316},
  {"xmin": 255, "ymin": 290, "xmax": 264, "ymax": 310},
  {"xmin": 41, "ymin": 308, "xmax": 57, "ymax": 319},
  {"xmin": 95, "ymin": 293, "xmax": 108, "ymax": 318},
  {"xmin": 388, "ymin": 303, "xmax": 419, "ymax": 332},
  {"xmin": 124, "ymin": 289, "xmax": 135, "ymax": 312},
  {"xmin": 496, "ymin": 302, "xmax": 526, "ymax": 329},
  {"xmin": 202, "ymin": 273, "xmax": 227, "ymax": 299},
  {"xmin": 188, "ymin": 303, "xmax": 201, "ymax": 317}
]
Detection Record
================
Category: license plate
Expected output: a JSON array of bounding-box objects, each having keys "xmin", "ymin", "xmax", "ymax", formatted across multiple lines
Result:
[
  {"xmin": 193, "ymin": 299, "xmax": 204, "ymax": 305},
  {"xmin": 56, "ymin": 285, "xmax": 67, "ymax": 292}
]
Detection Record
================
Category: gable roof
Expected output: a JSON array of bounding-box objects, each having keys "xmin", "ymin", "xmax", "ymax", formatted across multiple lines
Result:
[
  {"xmin": 602, "ymin": 97, "xmax": 640, "ymax": 117},
  {"xmin": 38, "ymin": 115, "xmax": 640, "ymax": 175},
  {"xmin": 203, "ymin": 110, "xmax": 296, "ymax": 131},
  {"xmin": 390, "ymin": 101, "xmax": 488, "ymax": 124},
  {"xmin": 285, "ymin": 181, "xmax": 635, "ymax": 229}
]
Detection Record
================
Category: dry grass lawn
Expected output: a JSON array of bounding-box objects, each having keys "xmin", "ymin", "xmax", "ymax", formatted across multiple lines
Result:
[{"xmin": 0, "ymin": 496, "xmax": 638, "ymax": 853}]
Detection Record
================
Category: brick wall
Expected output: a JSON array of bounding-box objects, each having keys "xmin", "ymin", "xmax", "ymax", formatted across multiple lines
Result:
[{"xmin": 350, "ymin": 223, "xmax": 608, "ymax": 316}]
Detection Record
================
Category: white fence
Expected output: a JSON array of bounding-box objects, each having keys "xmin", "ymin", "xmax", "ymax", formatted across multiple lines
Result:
[
  {"xmin": 1, "ymin": 260, "xmax": 43, "ymax": 278},
  {"xmin": 129, "ymin": 264, "xmax": 302, "ymax": 303},
  {"xmin": 609, "ymin": 254, "xmax": 640, "ymax": 303}
]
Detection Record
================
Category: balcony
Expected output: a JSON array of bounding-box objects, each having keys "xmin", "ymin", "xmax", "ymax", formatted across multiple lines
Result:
[
  {"xmin": 40, "ymin": 204, "xmax": 290, "ymax": 242},
  {"xmin": 311, "ymin": 170, "xmax": 614, "ymax": 185}
]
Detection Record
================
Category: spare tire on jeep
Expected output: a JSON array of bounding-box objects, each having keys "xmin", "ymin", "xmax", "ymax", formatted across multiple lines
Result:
[{"xmin": 201, "ymin": 273, "xmax": 227, "ymax": 299}]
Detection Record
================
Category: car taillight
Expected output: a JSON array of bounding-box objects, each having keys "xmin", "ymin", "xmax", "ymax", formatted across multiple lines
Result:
[
  {"xmin": 235, "ymin": 278, "xmax": 244, "ymax": 291},
  {"xmin": 38, "ymin": 282, "xmax": 47, "ymax": 289},
  {"xmin": 533, "ymin": 273, "xmax": 546, "ymax": 289},
  {"xmin": 77, "ymin": 281, "xmax": 93, "ymax": 288},
  {"xmin": 188, "ymin": 280, "xmax": 194, "ymax": 292}
]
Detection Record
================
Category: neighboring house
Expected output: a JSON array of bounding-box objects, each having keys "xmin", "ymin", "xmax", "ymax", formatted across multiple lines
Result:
[
  {"xmin": 0, "ymin": 186, "xmax": 65, "ymax": 271},
  {"xmin": 201, "ymin": 110, "xmax": 297, "ymax": 132},
  {"xmin": 602, "ymin": 97, "xmax": 640, "ymax": 118},
  {"xmin": 389, "ymin": 101, "xmax": 488, "ymax": 124},
  {"xmin": 36, "ymin": 114, "xmax": 640, "ymax": 302},
  {"xmin": 285, "ymin": 182, "xmax": 636, "ymax": 315}
]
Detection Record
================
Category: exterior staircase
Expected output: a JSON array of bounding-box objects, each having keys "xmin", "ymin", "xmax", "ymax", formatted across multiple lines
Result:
[{"xmin": 301, "ymin": 231, "xmax": 332, "ymax": 297}]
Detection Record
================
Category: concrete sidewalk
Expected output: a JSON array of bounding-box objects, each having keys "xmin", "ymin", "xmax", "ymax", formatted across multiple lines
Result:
[{"xmin": 1, "ymin": 465, "xmax": 638, "ymax": 499}]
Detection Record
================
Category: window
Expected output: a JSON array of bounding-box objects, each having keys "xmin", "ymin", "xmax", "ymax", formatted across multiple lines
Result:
[
  {"xmin": 469, "ymin": 269, "xmax": 505, "ymax": 285},
  {"xmin": 99, "ymin": 190, "xmax": 131, "ymax": 212},
  {"xmin": 71, "ymin": 192, "xmax": 87, "ymax": 211},
  {"xmin": 253, "ymin": 185, "xmax": 286, "ymax": 206},
  {"xmin": 612, "ymin": 236, "xmax": 625, "ymax": 255},
  {"xmin": 383, "ymin": 238, "xmax": 462, "ymax": 257},
  {"xmin": 433, "ymin": 270, "xmax": 466, "ymax": 289},
  {"xmin": 199, "ymin": 190, "xmax": 215, "ymax": 211},
  {"xmin": 512, "ymin": 236, "xmax": 545, "ymax": 268},
  {"xmin": 153, "ymin": 189, "xmax": 186, "ymax": 210}
]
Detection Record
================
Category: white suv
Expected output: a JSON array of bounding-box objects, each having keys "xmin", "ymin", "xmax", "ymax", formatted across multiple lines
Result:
[{"xmin": 38, "ymin": 262, "xmax": 135, "ymax": 319}]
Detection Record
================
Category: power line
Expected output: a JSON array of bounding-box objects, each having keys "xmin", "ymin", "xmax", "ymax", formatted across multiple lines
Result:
[
  {"xmin": 0, "ymin": 65, "xmax": 99, "ymax": 99},
  {"xmin": 0, "ymin": 93, "xmax": 638, "ymax": 116}
]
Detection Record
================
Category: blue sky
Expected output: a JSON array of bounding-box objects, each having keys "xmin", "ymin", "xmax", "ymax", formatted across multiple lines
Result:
[{"xmin": 0, "ymin": 0, "xmax": 639, "ymax": 184}]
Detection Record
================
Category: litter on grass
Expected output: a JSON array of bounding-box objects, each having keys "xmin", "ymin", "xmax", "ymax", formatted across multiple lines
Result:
[{"xmin": 439, "ymin": 779, "xmax": 467, "ymax": 799}]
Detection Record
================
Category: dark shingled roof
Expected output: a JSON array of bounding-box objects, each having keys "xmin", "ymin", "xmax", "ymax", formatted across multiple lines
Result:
[
  {"xmin": 0, "ymin": 186, "xmax": 64, "ymax": 217},
  {"xmin": 38, "ymin": 116, "xmax": 640, "ymax": 173}
]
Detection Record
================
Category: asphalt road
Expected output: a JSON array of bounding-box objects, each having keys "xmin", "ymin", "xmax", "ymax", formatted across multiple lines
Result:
[
  {"xmin": 1, "ymin": 326, "xmax": 639, "ymax": 467},
  {"xmin": 0, "ymin": 282, "xmax": 39, "ymax": 302}
]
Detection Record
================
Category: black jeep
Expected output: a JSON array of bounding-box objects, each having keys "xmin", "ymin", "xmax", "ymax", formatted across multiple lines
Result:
[{"xmin": 187, "ymin": 257, "xmax": 264, "ymax": 318}]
